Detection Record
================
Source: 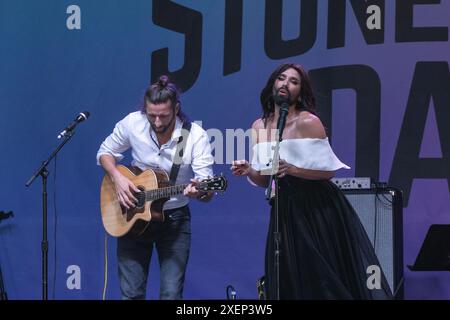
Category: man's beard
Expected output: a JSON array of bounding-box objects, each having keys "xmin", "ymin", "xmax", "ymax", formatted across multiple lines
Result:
[
  {"xmin": 273, "ymin": 87, "xmax": 292, "ymax": 105},
  {"xmin": 151, "ymin": 114, "xmax": 176, "ymax": 134}
]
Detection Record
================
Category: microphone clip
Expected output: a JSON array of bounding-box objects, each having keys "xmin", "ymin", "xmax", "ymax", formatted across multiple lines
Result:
[{"xmin": 57, "ymin": 129, "xmax": 75, "ymax": 139}]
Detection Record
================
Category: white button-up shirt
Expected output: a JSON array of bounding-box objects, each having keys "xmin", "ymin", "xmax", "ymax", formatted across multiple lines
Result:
[{"xmin": 97, "ymin": 111, "xmax": 214, "ymax": 210}]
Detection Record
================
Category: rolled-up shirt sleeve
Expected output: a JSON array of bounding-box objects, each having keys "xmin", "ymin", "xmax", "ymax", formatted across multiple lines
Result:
[
  {"xmin": 190, "ymin": 130, "xmax": 214, "ymax": 180},
  {"xmin": 96, "ymin": 118, "xmax": 131, "ymax": 165}
]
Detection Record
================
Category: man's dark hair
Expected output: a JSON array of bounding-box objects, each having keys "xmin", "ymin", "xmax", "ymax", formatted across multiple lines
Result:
[{"xmin": 141, "ymin": 75, "xmax": 189, "ymax": 123}]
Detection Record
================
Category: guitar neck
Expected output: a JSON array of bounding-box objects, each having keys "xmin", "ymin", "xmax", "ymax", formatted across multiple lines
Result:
[{"xmin": 144, "ymin": 184, "xmax": 189, "ymax": 201}]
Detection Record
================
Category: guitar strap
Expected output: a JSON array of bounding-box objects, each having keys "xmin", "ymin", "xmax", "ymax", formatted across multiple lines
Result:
[{"xmin": 169, "ymin": 121, "xmax": 192, "ymax": 186}]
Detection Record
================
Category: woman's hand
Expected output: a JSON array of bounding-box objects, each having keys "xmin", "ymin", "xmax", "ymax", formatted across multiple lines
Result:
[
  {"xmin": 231, "ymin": 160, "xmax": 251, "ymax": 176},
  {"xmin": 277, "ymin": 159, "xmax": 294, "ymax": 178}
]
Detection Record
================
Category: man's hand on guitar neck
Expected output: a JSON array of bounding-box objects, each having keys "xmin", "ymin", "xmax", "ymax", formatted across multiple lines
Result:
[{"xmin": 183, "ymin": 178, "xmax": 213, "ymax": 202}]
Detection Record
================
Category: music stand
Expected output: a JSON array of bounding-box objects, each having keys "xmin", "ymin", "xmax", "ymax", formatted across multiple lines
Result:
[{"xmin": 408, "ymin": 224, "xmax": 450, "ymax": 271}]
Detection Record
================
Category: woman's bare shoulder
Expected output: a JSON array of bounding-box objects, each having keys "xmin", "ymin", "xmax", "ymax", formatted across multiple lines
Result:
[
  {"xmin": 251, "ymin": 118, "xmax": 265, "ymax": 130},
  {"xmin": 296, "ymin": 111, "xmax": 326, "ymax": 139}
]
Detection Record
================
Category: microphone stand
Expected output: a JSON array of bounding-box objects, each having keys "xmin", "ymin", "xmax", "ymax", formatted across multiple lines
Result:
[
  {"xmin": 0, "ymin": 261, "xmax": 7, "ymax": 300},
  {"xmin": 0, "ymin": 211, "xmax": 13, "ymax": 300},
  {"xmin": 264, "ymin": 102, "xmax": 289, "ymax": 300},
  {"xmin": 25, "ymin": 131, "xmax": 76, "ymax": 300}
]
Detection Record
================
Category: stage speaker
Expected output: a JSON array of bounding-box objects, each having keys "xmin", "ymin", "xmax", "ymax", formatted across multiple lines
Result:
[{"xmin": 342, "ymin": 187, "xmax": 404, "ymax": 299}]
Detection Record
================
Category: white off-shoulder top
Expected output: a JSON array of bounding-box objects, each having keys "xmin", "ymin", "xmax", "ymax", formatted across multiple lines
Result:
[{"xmin": 250, "ymin": 138, "xmax": 350, "ymax": 172}]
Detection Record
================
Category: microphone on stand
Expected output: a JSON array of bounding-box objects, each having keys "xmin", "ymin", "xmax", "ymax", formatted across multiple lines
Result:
[
  {"xmin": 57, "ymin": 111, "xmax": 90, "ymax": 139},
  {"xmin": 267, "ymin": 89, "xmax": 292, "ymax": 300},
  {"xmin": 274, "ymin": 90, "xmax": 290, "ymax": 141}
]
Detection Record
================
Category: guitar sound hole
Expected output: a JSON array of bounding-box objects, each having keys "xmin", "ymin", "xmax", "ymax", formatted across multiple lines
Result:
[{"xmin": 135, "ymin": 186, "xmax": 146, "ymax": 208}]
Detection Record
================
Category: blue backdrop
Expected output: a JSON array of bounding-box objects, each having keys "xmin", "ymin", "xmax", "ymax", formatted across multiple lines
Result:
[{"xmin": 0, "ymin": 0, "xmax": 449, "ymax": 300}]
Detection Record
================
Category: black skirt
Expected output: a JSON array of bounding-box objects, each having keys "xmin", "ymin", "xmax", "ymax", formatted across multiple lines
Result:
[{"xmin": 265, "ymin": 176, "xmax": 393, "ymax": 300}]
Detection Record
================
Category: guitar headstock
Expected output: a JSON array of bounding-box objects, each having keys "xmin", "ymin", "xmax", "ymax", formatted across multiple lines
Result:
[{"xmin": 197, "ymin": 174, "xmax": 228, "ymax": 192}]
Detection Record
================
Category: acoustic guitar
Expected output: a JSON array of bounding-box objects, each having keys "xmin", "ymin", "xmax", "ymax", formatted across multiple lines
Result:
[{"xmin": 100, "ymin": 165, "xmax": 227, "ymax": 237}]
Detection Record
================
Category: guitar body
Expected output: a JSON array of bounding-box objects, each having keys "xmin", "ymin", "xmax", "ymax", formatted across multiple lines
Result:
[{"xmin": 100, "ymin": 165, "xmax": 170, "ymax": 237}]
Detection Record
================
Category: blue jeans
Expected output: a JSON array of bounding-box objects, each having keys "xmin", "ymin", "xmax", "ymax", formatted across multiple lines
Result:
[{"xmin": 117, "ymin": 205, "xmax": 191, "ymax": 300}]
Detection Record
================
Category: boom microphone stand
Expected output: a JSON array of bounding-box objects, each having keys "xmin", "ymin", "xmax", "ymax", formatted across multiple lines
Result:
[
  {"xmin": 25, "ymin": 111, "xmax": 90, "ymax": 300},
  {"xmin": 264, "ymin": 94, "xmax": 290, "ymax": 300},
  {"xmin": 25, "ymin": 133, "xmax": 75, "ymax": 300}
]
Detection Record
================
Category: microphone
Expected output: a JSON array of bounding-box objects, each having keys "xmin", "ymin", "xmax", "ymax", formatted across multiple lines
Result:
[
  {"xmin": 274, "ymin": 91, "xmax": 290, "ymax": 141},
  {"xmin": 57, "ymin": 111, "xmax": 90, "ymax": 139}
]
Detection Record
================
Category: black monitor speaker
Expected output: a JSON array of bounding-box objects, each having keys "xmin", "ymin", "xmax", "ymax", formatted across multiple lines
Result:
[{"xmin": 341, "ymin": 187, "xmax": 404, "ymax": 299}]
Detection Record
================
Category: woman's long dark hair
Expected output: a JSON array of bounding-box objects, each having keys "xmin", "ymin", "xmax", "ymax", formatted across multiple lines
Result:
[
  {"xmin": 260, "ymin": 63, "xmax": 316, "ymax": 125},
  {"xmin": 140, "ymin": 75, "xmax": 189, "ymax": 123}
]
